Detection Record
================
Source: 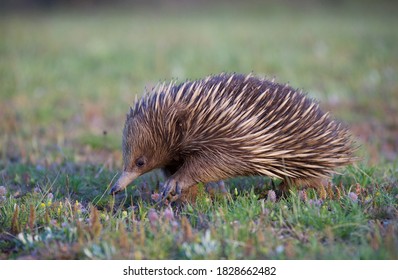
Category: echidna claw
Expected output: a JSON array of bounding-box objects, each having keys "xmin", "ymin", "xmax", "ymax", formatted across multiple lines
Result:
[
  {"xmin": 158, "ymin": 179, "xmax": 174, "ymax": 199},
  {"xmin": 157, "ymin": 180, "xmax": 182, "ymax": 204},
  {"xmin": 169, "ymin": 182, "xmax": 182, "ymax": 202},
  {"xmin": 161, "ymin": 181, "xmax": 172, "ymax": 197}
]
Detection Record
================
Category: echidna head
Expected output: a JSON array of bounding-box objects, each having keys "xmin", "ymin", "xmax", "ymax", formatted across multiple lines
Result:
[{"xmin": 110, "ymin": 113, "xmax": 166, "ymax": 194}]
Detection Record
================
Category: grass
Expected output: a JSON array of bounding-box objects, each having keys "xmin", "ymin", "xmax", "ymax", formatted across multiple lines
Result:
[
  {"xmin": 1, "ymin": 2, "xmax": 397, "ymax": 259},
  {"xmin": 0, "ymin": 163, "xmax": 397, "ymax": 259}
]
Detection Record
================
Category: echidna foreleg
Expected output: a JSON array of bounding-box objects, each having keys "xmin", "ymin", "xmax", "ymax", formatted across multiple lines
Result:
[
  {"xmin": 278, "ymin": 177, "xmax": 329, "ymax": 196},
  {"xmin": 159, "ymin": 155, "xmax": 232, "ymax": 201},
  {"xmin": 159, "ymin": 174, "xmax": 196, "ymax": 202}
]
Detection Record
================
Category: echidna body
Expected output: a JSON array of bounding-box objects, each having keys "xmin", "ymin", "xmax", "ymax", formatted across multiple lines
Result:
[{"xmin": 110, "ymin": 73, "xmax": 356, "ymax": 198}]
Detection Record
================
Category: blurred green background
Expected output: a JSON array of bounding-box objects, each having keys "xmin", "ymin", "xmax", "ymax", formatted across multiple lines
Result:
[{"xmin": 1, "ymin": 0, "xmax": 397, "ymax": 169}]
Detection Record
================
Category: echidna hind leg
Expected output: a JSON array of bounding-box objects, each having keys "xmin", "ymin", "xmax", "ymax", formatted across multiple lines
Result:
[
  {"xmin": 279, "ymin": 177, "xmax": 329, "ymax": 196},
  {"xmin": 297, "ymin": 177, "xmax": 329, "ymax": 189}
]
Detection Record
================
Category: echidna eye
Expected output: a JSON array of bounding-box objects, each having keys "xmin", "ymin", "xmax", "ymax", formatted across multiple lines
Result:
[{"xmin": 136, "ymin": 158, "xmax": 145, "ymax": 168}]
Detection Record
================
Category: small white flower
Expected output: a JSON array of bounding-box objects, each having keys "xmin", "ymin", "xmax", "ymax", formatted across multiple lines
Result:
[
  {"xmin": 0, "ymin": 186, "xmax": 6, "ymax": 196},
  {"xmin": 275, "ymin": 245, "xmax": 284, "ymax": 254},
  {"xmin": 267, "ymin": 190, "xmax": 276, "ymax": 202},
  {"xmin": 163, "ymin": 207, "xmax": 174, "ymax": 221},
  {"xmin": 348, "ymin": 192, "xmax": 358, "ymax": 203},
  {"xmin": 148, "ymin": 209, "xmax": 159, "ymax": 225}
]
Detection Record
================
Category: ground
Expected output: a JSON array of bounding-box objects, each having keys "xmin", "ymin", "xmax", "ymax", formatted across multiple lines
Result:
[{"xmin": 0, "ymin": 2, "xmax": 397, "ymax": 259}]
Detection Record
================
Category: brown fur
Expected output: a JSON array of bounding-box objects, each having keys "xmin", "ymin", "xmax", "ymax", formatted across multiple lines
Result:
[{"xmin": 111, "ymin": 73, "xmax": 357, "ymax": 199}]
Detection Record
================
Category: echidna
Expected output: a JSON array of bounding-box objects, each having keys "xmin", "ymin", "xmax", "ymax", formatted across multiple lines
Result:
[{"xmin": 110, "ymin": 73, "xmax": 356, "ymax": 200}]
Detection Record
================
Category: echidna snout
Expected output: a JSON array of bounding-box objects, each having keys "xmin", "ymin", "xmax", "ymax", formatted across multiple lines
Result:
[{"xmin": 109, "ymin": 171, "xmax": 138, "ymax": 194}]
